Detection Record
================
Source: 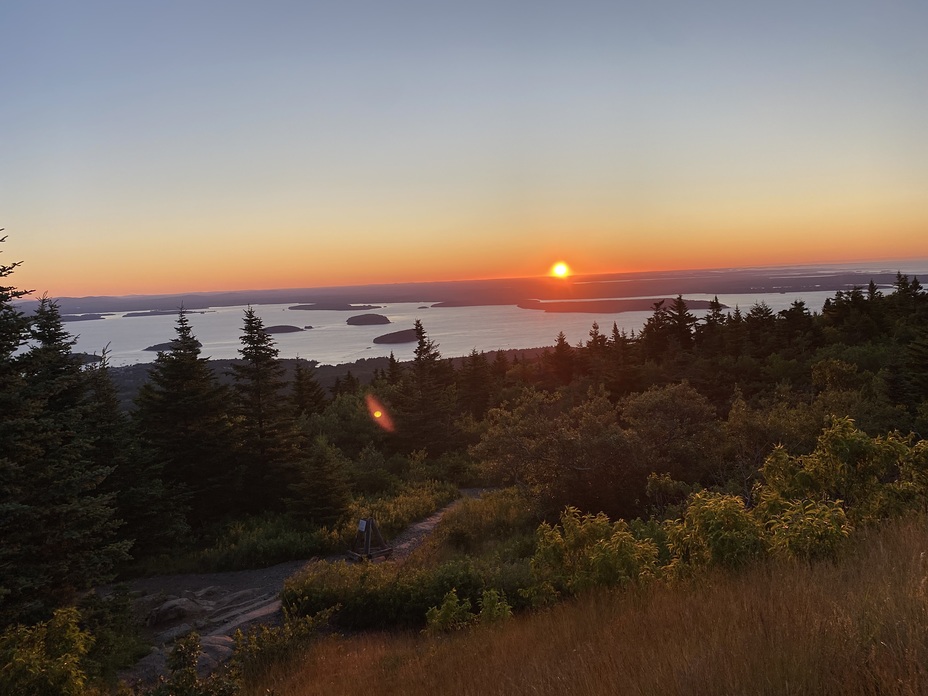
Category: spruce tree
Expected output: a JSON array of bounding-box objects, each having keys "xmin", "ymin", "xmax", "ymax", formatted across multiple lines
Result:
[
  {"xmin": 2, "ymin": 296, "xmax": 129, "ymax": 625},
  {"xmin": 85, "ymin": 352, "xmax": 188, "ymax": 558},
  {"xmin": 395, "ymin": 321, "xmax": 458, "ymax": 453},
  {"xmin": 230, "ymin": 307, "xmax": 296, "ymax": 511},
  {"xmin": 287, "ymin": 435, "xmax": 351, "ymax": 526},
  {"xmin": 291, "ymin": 357, "xmax": 328, "ymax": 418},
  {"xmin": 134, "ymin": 310, "xmax": 235, "ymax": 526}
]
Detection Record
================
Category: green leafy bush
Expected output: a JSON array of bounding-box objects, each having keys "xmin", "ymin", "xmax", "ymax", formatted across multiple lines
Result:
[
  {"xmin": 477, "ymin": 588, "xmax": 512, "ymax": 625},
  {"xmin": 765, "ymin": 498, "xmax": 852, "ymax": 560},
  {"xmin": 346, "ymin": 480, "xmax": 459, "ymax": 539},
  {"xmin": 666, "ymin": 491, "xmax": 765, "ymax": 571},
  {"xmin": 0, "ymin": 607, "xmax": 93, "ymax": 696},
  {"xmin": 433, "ymin": 488, "xmax": 537, "ymax": 554},
  {"xmin": 282, "ymin": 557, "xmax": 489, "ymax": 630},
  {"xmin": 529, "ymin": 507, "xmax": 658, "ymax": 602},
  {"xmin": 425, "ymin": 589, "xmax": 475, "ymax": 635}
]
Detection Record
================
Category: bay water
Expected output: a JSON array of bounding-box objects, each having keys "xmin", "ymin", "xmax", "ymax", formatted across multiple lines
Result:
[{"xmin": 62, "ymin": 290, "xmax": 844, "ymax": 367}]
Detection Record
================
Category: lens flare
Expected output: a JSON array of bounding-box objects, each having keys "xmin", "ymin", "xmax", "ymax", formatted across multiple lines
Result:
[{"xmin": 365, "ymin": 394, "xmax": 395, "ymax": 432}]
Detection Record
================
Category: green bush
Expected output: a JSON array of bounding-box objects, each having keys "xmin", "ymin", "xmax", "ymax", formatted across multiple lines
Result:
[
  {"xmin": 196, "ymin": 515, "xmax": 340, "ymax": 571},
  {"xmin": 666, "ymin": 491, "xmax": 766, "ymax": 571},
  {"xmin": 529, "ymin": 507, "xmax": 658, "ymax": 602},
  {"xmin": 282, "ymin": 556, "xmax": 490, "ymax": 630},
  {"xmin": 0, "ymin": 607, "xmax": 93, "ymax": 696},
  {"xmin": 765, "ymin": 498, "xmax": 852, "ymax": 560},
  {"xmin": 425, "ymin": 589, "xmax": 475, "ymax": 635},
  {"xmin": 477, "ymin": 588, "xmax": 512, "ymax": 625},
  {"xmin": 434, "ymin": 488, "xmax": 537, "ymax": 554},
  {"xmin": 346, "ymin": 481, "xmax": 459, "ymax": 539}
]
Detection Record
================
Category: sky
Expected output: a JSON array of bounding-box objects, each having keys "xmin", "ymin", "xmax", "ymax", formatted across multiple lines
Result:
[{"xmin": 2, "ymin": 1, "xmax": 927, "ymax": 297}]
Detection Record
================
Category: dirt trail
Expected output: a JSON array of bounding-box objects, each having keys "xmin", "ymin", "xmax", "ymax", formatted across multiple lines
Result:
[{"xmin": 121, "ymin": 491, "xmax": 483, "ymax": 682}]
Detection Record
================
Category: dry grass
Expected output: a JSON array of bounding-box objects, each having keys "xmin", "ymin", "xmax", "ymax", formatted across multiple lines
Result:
[{"xmin": 249, "ymin": 515, "xmax": 928, "ymax": 696}]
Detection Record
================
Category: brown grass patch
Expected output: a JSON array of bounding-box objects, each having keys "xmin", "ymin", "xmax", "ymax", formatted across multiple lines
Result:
[{"xmin": 248, "ymin": 515, "xmax": 928, "ymax": 696}]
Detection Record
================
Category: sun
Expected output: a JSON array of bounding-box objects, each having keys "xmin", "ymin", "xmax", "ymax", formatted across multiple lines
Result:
[{"xmin": 551, "ymin": 262, "xmax": 570, "ymax": 278}]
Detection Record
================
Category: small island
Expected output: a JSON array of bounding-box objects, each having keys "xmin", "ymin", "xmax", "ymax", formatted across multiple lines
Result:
[
  {"xmin": 144, "ymin": 339, "xmax": 202, "ymax": 352},
  {"xmin": 347, "ymin": 313, "xmax": 391, "ymax": 326},
  {"xmin": 288, "ymin": 302, "xmax": 382, "ymax": 311},
  {"xmin": 265, "ymin": 325, "xmax": 304, "ymax": 334},
  {"xmin": 372, "ymin": 328, "xmax": 418, "ymax": 344}
]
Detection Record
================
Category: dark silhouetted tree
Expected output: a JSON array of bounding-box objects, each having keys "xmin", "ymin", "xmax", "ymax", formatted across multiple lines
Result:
[
  {"xmin": 231, "ymin": 307, "xmax": 296, "ymax": 511},
  {"xmin": 133, "ymin": 310, "xmax": 235, "ymax": 526}
]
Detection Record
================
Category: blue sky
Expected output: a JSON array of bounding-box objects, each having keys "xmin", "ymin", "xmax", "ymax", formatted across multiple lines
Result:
[{"xmin": 2, "ymin": 1, "xmax": 927, "ymax": 296}]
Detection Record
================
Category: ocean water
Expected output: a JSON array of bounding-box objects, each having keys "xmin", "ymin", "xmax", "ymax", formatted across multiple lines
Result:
[{"xmin": 60, "ymin": 289, "xmax": 844, "ymax": 367}]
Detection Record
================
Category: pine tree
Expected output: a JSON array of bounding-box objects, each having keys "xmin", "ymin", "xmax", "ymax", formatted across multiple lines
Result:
[
  {"xmin": 287, "ymin": 436, "xmax": 351, "ymax": 526},
  {"xmin": 2, "ymin": 296, "xmax": 129, "ymax": 625},
  {"xmin": 458, "ymin": 349, "xmax": 491, "ymax": 419},
  {"xmin": 394, "ymin": 321, "xmax": 458, "ymax": 453},
  {"xmin": 85, "ymin": 352, "xmax": 188, "ymax": 558},
  {"xmin": 230, "ymin": 307, "xmax": 296, "ymax": 511},
  {"xmin": 291, "ymin": 358, "xmax": 328, "ymax": 418},
  {"xmin": 134, "ymin": 310, "xmax": 235, "ymax": 526}
]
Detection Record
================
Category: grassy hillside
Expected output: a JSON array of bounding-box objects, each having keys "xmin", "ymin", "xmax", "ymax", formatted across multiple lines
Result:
[{"xmin": 250, "ymin": 514, "xmax": 928, "ymax": 696}]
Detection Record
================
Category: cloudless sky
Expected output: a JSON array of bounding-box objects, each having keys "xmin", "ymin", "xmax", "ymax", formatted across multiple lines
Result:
[{"xmin": 2, "ymin": 1, "xmax": 927, "ymax": 297}]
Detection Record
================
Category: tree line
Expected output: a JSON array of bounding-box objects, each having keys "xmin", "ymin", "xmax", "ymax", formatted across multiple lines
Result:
[{"xmin": 3, "ymin": 228, "xmax": 928, "ymax": 633}]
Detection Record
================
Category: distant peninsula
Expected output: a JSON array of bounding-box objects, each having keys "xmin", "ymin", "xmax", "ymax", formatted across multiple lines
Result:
[
  {"xmin": 265, "ymin": 325, "xmax": 304, "ymax": 334},
  {"xmin": 125, "ymin": 310, "xmax": 211, "ymax": 318},
  {"xmin": 516, "ymin": 298, "xmax": 725, "ymax": 313},
  {"xmin": 347, "ymin": 313, "xmax": 391, "ymax": 326},
  {"xmin": 373, "ymin": 328, "xmax": 418, "ymax": 344},
  {"xmin": 61, "ymin": 313, "xmax": 111, "ymax": 322},
  {"xmin": 289, "ymin": 303, "xmax": 382, "ymax": 311}
]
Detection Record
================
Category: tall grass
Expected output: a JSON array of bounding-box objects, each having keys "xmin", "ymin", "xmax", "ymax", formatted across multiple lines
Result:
[{"xmin": 249, "ymin": 514, "xmax": 928, "ymax": 695}]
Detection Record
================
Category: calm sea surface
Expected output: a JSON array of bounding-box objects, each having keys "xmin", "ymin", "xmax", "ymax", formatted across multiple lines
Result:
[{"xmin": 63, "ymin": 290, "xmax": 848, "ymax": 367}]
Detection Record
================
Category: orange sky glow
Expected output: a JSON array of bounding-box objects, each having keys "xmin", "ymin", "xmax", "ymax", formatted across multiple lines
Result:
[{"xmin": 3, "ymin": 3, "xmax": 927, "ymax": 298}]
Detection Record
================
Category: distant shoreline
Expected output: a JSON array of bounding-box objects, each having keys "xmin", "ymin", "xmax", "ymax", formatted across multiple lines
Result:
[{"xmin": 14, "ymin": 264, "xmax": 923, "ymax": 316}]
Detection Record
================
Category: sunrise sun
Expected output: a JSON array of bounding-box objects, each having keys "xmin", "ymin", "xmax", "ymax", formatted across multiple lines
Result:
[{"xmin": 551, "ymin": 262, "xmax": 570, "ymax": 278}]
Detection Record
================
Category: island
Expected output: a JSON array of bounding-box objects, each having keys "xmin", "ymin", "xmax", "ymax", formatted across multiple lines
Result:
[
  {"xmin": 143, "ymin": 342, "xmax": 171, "ymax": 352},
  {"xmin": 347, "ymin": 313, "xmax": 391, "ymax": 326},
  {"xmin": 125, "ymin": 309, "xmax": 211, "ymax": 318},
  {"xmin": 265, "ymin": 325, "xmax": 304, "ymax": 334},
  {"xmin": 516, "ymin": 298, "xmax": 725, "ymax": 313},
  {"xmin": 288, "ymin": 303, "xmax": 382, "ymax": 311},
  {"xmin": 61, "ymin": 313, "xmax": 111, "ymax": 322},
  {"xmin": 372, "ymin": 328, "xmax": 418, "ymax": 344}
]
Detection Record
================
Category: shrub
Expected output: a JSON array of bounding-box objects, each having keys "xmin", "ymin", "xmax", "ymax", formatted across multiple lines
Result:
[
  {"xmin": 529, "ymin": 507, "xmax": 658, "ymax": 602},
  {"xmin": 425, "ymin": 589, "xmax": 475, "ymax": 635},
  {"xmin": 0, "ymin": 607, "xmax": 92, "ymax": 696},
  {"xmin": 477, "ymin": 589, "xmax": 512, "ymax": 625},
  {"xmin": 666, "ymin": 491, "xmax": 765, "ymax": 571},
  {"xmin": 766, "ymin": 498, "xmax": 852, "ymax": 561},
  {"xmin": 433, "ymin": 488, "xmax": 537, "ymax": 554}
]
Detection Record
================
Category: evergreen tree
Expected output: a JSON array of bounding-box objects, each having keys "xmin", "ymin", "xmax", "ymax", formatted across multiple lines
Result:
[
  {"xmin": 666, "ymin": 295, "xmax": 696, "ymax": 350},
  {"xmin": 291, "ymin": 357, "xmax": 328, "ymax": 418},
  {"xmin": 85, "ymin": 352, "xmax": 188, "ymax": 558},
  {"xmin": 386, "ymin": 351, "xmax": 403, "ymax": 385},
  {"xmin": 287, "ymin": 435, "xmax": 351, "ymax": 526},
  {"xmin": 133, "ymin": 310, "xmax": 235, "ymax": 526},
  {"xmin": 2, "ymin": 296, "xmax": 129, "ymax": 625},
  {"xmin": 458, "ymin": 349, "xmax": 492, "ymax": 419},
  {"xmin": 548, "ymin": 331, "xmax": 575, "ymax": 385},
  {"xmin": 394, "ymin": 320, "xmax": 458, "ymax": 453},
  {"xmin": 230, "ymin": 307, "xmax": 297, "ymax": 511}
]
